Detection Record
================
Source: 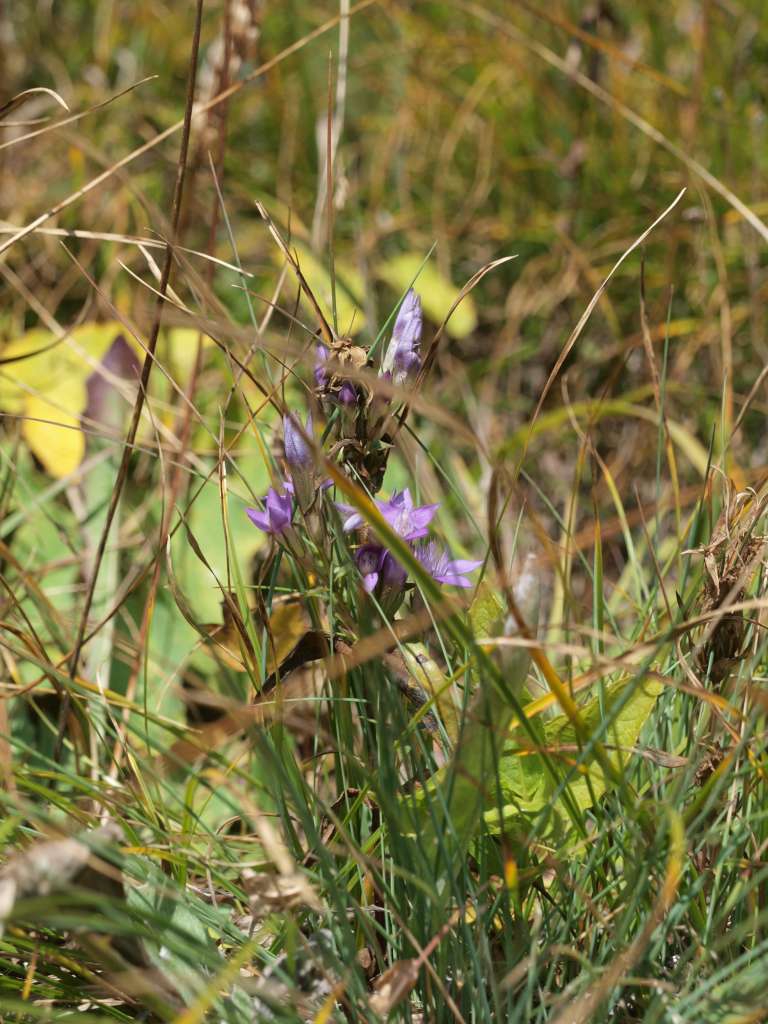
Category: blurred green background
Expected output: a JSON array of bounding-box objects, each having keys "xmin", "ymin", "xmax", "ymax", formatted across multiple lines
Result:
[
  {"xmin": 4, "ymin": 0, "xmax": 768, "ymax": 465},
  {"xmin": 3, "ymin": 4, "xmax": 768, "ymax": 1017}
]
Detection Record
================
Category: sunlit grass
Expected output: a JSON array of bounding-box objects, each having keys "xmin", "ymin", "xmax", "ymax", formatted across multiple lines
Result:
[{"xmin": 1, "ymin": 2, "xmax": 768, "ymax": 1022}]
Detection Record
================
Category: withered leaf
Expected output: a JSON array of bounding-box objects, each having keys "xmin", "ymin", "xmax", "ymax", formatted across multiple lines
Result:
[
  {"xmin": 369, "ymin": 958, "xmax": 421, "ymax": 1016},
  {"xmin": 0, "ymin": 823, "xmax": 122, "ymax": 933},
  {"xmin": 241, "ymin": 867, "xmax": 323, "ymax": 918},
  {"xmin": 165, "ymin": 661, "xmax": 328, "ymax": 769}
]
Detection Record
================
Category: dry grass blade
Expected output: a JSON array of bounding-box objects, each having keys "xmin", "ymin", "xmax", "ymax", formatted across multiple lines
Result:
[
  {"xmin": 255, "ymin": 200, "xmax": 335, "ymax": 344},
  {"xmin": 524, "ymin": 188, "xmax": 686, "ymax": 451},
  {"xmin": 0, "ymin": 85, "xmax": 69, "ymax": 123},
  {"xmin": 0, "ymin": 78, "xmax": 154, "ymax": 145},
  {"xmin": 0, "ymin": 1, "xmax": 376, "ymax": 260}
]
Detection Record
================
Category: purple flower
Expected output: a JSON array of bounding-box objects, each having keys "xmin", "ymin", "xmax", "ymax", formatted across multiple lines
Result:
[
  {"xmin": 381, "ymin": 289, "xmax": 422, "ymax": 387},
  {"xmin": 283, "ymin": 412, "xmax": 313, "ymax": 469},
  {"xmin": 414, "ymin": 540, "xmax": 482, "ymax": 588},
  {"xmin": 338, "ymin": 488, "xmax": 438, "ymax": 540},
  {"xmin": 246, "ymin": 486, "xmax": 293, "ymax": 535},
  {"xmin": 314, "ymin": 344, "xmax": 329, "ymax": 388},
  {"xmin": 338, "ymin": 381, "xmax": 357, "ymax": 405},
  {"xmin": 356, "ymin": 544, "xmax": 385, "ymax": 592},
  {"xmin": 315, "ymin": 344, "xmax": 357, "ymax": 405},
  {"xmin": 355, "ymin": 544, "xmax": 408, "ymax": 603},
  {"xmin": 380, "ymin": 549, "xmax": 407, "ymax": 592}
]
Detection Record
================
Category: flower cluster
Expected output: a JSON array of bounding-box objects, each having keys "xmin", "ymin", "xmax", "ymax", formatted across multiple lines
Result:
[
  {"xmin": 339, "ymin": 488, "xmax": 481, "ymax": 603},
  {"xmin": 310, "ymin": 290, "xmax": 424, "ymax": 494},
  {"xmin": 245, "ymin": 290, "xmax": 480, "ymax": 618},
  {"xmin": 314, "ymin": 288, "xmax": 423, "ymax": 411}
]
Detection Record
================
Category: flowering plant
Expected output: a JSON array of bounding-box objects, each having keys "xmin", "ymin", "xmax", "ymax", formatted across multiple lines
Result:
[{"xmin": 246, "ymin": 290, "xmax": 482, "ymax": 632}]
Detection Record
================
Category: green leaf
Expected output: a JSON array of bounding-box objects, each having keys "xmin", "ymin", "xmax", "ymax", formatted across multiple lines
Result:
[
  {"xmin": 170, "ymin": 453, "xmax": 271, "ymax": 623},
  {"xmin": 130, "ymin": 591, "xmax": 196, "ymax": 749},
  {"xmin": 3, "ymin": 447, "xmax": 77, "ymax": 666},
  {"xmin": 469, "ymin": 580, "xmax": 505, "ymax": 639},
  {"xmin": 377, "ymin": 254, "xmax": 478, "ymax": 338},
  {"xmin": 403, "ymin": 642, "xmax": 532, "ymax": 888},
  {"xmin": 484, "ymin": 675, "xmax": 664, "ymax": 837}
]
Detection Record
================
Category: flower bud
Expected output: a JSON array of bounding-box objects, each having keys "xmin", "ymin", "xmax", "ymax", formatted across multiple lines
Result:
[
  {"xmin": 283, "ymin": 413, "xmax": 315, "ymax": 511},
  {"xmin": 381, "ymin": 289, "xmax": 422, "ymax": 389}
]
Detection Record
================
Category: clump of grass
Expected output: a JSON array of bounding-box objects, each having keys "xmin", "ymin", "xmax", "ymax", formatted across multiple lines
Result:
[{"xmin": 3, "ymin": 3, "xmax": 768, "ymax": 1022}]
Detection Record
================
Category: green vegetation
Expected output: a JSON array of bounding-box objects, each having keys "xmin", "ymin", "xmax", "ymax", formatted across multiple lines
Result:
[{"xmin": 1, "ymin": 1, "xmax": 768, "ymax": 1020}]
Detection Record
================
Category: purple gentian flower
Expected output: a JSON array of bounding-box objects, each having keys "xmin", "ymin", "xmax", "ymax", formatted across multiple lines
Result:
[
  {"xmin": 356, "ymin": 544, "xmax": 385, "ymax": 593},
  {"xmin": 283, "ymin": 412, "xmax": 313, "ymax": 469},
  {"xmin": 314, "ymin": 344, "xmax": 329, "ymax": 388},
  {"xmin": 379, "ymin": 549, "xmax": 407, "ymax": 591},
  {"xmin": 338, "ymin": 488, "xmax": 438, "ymax": 540},
  {"xmin": 338, "ymin": 381, "xmax": 357, "ymax": 405},
  {"xmin": 355, "ymin": 544, "xmax": 408, "ymax": 608},
  {"xmin": 381, "ymin": 289, "xmax": 422, "ymax": 387},
  {"xmin": 283, "ymin": 411, "xmax": 315, "ymax": 511},
  {"xmin": 414, "ymin": 540, "xmax": 482, "ymax": 588},
  {"xmin": 246, "ymin": 485, "xmax": 293, "ymax": 535}
]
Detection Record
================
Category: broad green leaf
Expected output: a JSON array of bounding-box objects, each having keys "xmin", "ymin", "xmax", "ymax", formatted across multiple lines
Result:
[
  {"xmin": 170, "ymin": 453, "xmax": 271, "ymax": 623},
  {"xmin": 403, "ymin": 643, "xmax": 532, "ymax": 889},
  {"xmin": 377, "ymin": 254, "xmax": 478, "ymax": 339},
  {"xmin": 130, "ymin": 591, "xmax": 193, "ymax": 749},
  {"xmin": 6, "ymin": 446, "xmax": 78, "ymax": 673},
  {"xmin": 484, "ymin": 676, "xmax": 664, "ymax": 836},
  {"xmin": 469, "ymin": 580, "xmax": 505, "ymax": 640}
]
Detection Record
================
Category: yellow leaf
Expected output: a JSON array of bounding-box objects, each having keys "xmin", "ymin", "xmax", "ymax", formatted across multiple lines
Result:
[
  {"xmin": 264, "ymin": 600, "xmax": 315, "ymax": 675},
  {"xmin": 0, "ymin": 321, "xmax": 144, "ymax": 477},
  {"xmin": 0, "ymin": 322, "xmax": 138, "ymax": 409},
  {"xmin": 198, "ymin": 599, "xmax": 315, "ymax": 675},
  {"xmin": 61, "ymin": 321, "xmax": 133, "ymax": 368},
  {"xmin": 23, "ymin": 381, "xmax": 87, "ymax": 479},
  {"xmin": 0, "ymin": 328, "xmax": 62, "ymax": 411},
  {"xmin": 164, "ymin": 327, "xmax": 214, "ymax": 379},
  {"xmin": 377, "ymin": 254, "xmax": 478, "ymax": 339}
]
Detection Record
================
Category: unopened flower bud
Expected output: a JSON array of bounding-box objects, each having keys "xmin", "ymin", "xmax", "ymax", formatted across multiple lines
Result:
[
  {"xmin": 381, "ymin": 289, "xmax": 422, "ymax": 389},
  {"xmin": 283, "ymin": 413, "xmax": 315, "ymax": 511}
]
